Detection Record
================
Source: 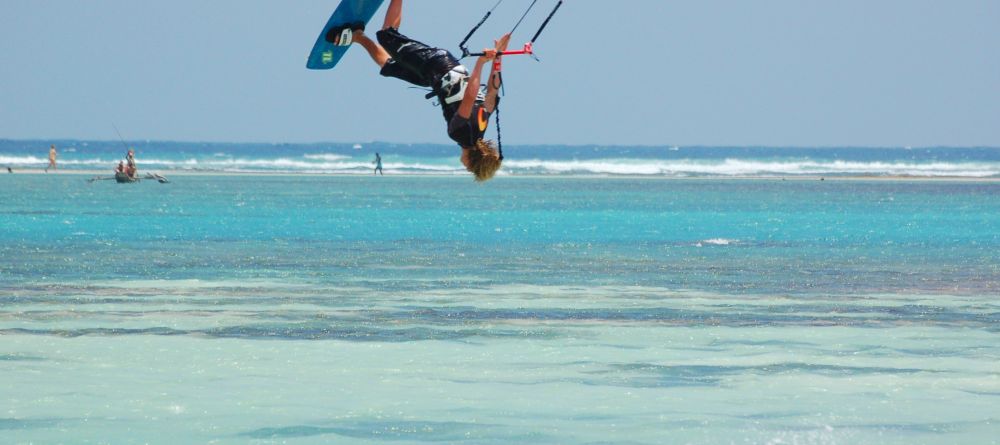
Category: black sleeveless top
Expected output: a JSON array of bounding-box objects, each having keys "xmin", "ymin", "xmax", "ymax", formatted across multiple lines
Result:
[{"xmin": 447, "ymin": 101, "xmax": 491, "ymax": 148}]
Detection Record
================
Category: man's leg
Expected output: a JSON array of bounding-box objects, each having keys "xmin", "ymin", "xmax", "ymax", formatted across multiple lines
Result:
[
  {"xmin": 382, "ymin": 0, "xmax": 402, "ymax": 31},
  {"xmin": 352, "ymin": 31, "xmax": 389, "ymax": 68},
  {"xmin": 328, "ymin": 0, "xmax": 402, "ymax": 68},
  {"xmin": 337, "ymin": 26, "xmax": 430, "ymax": 87},
  {"xmin": 346, "ymin": 0, "xmax": 449, "ymax": 88}
]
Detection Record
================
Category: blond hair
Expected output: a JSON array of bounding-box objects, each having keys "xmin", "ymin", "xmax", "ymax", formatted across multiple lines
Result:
[{"xmin": 465, "ymin": 139, "xmax": 502, "ymax": 182}]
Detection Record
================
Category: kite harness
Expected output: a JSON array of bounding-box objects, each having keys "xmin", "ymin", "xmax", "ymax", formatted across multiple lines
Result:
[{"xmin": 441, "ymin": 0, "xmax": 564, "ymax": 160}]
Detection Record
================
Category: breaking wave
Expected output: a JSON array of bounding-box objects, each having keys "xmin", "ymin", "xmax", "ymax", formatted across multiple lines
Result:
[
  {"xmin": 501, "ymin": 158, "xmax": 1000, "ymax": 177},
  {"xmin": 3, "ymin": 148, "xmax": 999, "ymax": 177}
]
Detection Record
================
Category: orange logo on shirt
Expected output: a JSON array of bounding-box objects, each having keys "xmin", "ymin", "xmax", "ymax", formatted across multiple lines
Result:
[{"xmin": 477, "ymin": 107, "xmax": 488, "ymax": 132}]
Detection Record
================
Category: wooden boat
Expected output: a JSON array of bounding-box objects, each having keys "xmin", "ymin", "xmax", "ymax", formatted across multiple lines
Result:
[
  {"xmin": 115, "ymin": 172, "xmax": 140, "ymax": 183},
  {"xmin": 89, "ymin": 171, "xmax": 168, "ymax": 184}
]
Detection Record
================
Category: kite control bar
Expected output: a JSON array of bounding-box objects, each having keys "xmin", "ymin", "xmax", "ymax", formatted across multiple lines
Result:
[
  {"xmin": 470, "ymin": 42, "xmax": 534, "ymax": 72},
  {"xmin": 460, "ymin": 0, "xmax": 563, "ymax": 61},
  {"xmin": 468, "ymin": 42, "xmax": 534, "ymax": 58}
]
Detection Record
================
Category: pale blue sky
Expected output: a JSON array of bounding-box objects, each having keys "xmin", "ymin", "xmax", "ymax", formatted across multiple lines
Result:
[{"xmin": 1, "ymin": 0, "xmax": 998, "ymax": 146}]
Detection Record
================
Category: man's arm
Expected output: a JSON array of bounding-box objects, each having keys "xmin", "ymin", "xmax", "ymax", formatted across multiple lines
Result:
[
  {"xmin": 483, "ymin": 34, "xmax": 511, "ymax": 113},
  {"xmin": 457, "ymin": 33, "xmax": 511, "ymax": 119},
  {"xmin": 457, "ymin": 55, "xmax": 490, "ymax": 120}
]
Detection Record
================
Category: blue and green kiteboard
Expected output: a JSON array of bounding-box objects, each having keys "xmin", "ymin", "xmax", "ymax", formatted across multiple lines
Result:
[{"xmin": 306, "ymin": 0, "xmax": 387, "ymax": 70}]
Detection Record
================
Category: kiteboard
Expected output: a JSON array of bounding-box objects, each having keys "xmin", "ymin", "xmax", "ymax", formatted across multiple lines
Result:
[{"xmin": 306, "ymin": 0, "xmax": 387, "ymax": 70}]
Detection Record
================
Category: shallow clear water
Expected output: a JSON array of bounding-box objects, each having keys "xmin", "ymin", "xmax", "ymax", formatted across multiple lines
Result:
[{"xmin": 1, "ymin": 175, "xmax": 998, "ymax": 444}]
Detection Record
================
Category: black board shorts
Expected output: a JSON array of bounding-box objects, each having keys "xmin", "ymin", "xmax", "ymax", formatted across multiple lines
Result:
[{"xmin": 377, "ymin": 28, "xmax": 460, "ymax": 88}]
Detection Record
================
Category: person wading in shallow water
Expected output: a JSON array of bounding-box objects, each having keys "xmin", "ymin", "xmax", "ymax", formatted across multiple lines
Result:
[
  {"xmin": 374, "ymin": 152, "xmax": 384, "ymax": 175},
  {"xmin": 45, "ymin": 144, "xmax": 57, "ymax": 172},
  {"xmin": 327, "ymin": 0, "xmax": 509, "ymax": 181}
]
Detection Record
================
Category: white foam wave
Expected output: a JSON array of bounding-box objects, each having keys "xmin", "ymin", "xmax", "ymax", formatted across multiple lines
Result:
[
  {"xmin": 3, "ymin": 153, "xmax": 998, "ymax": 177},
  {"xmin": 0, "ymin": 156, "xmax": 129, "ymax": 167},
  {"xmin": 303, "ymin": 154, "xmax": 350, "ymax": 161},
  {"xmin": 503, "ymin": 158, "xmax": 1000, "ymax": 177},
  {"xmin": 0, "ymin": 155, "xmax": 47, "ymax": 165},
  {"xmin": 699, "ymin": 238, "xmax": 738, "ymax": 246}
]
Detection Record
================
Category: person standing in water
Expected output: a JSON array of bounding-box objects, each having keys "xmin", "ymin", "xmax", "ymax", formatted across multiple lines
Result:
[
  {"xmin": 374, "ymin": 152, "xmax": 383, "ymax": 176},
  {"xmin": 45, "ymin": 144, "xmax": 57, "ymax": 172},
  {"xmin": 125, "ymin": 149, "xmax": 136, "ymax": 178}
]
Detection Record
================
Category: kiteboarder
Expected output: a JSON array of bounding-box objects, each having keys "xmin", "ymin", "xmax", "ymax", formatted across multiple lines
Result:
[{"xmin": 327, "ymin": 0, "xmax": 510, "ymax": 181}]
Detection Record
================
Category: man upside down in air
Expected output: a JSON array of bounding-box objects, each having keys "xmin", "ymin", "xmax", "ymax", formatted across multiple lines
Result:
[{"xmin": 327, "ymin": 0, "xmax": 510, "ymax": 181}]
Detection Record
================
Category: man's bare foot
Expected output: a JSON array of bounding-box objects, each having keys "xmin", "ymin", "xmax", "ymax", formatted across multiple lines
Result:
[
  {"xmin": 325, "ymin": 23, "xmax": 365, "ymax": 46},
  {"xmin": 334, "ymin": 30, "xmax": 364, "ymax": 46}
]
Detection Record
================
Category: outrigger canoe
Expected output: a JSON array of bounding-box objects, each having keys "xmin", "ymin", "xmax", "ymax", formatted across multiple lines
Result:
[
  {"xmin": 115, "ymin": 172, "xmax": 140, "ymax": 183},
  {"xmin": 89, "ymin": 172, "xmax": 169, "ymax": 184}
]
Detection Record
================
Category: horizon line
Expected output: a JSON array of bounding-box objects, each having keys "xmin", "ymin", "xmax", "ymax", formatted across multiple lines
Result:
[{"xmin": 2, "ymin": 138, "xmax": 999, "ymax": 151}]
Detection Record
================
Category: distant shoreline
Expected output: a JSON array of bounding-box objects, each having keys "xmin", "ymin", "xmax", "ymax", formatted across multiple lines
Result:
[{"xmin": 5, "ymin": 168, "xmax": 1000, "ymax": 182}]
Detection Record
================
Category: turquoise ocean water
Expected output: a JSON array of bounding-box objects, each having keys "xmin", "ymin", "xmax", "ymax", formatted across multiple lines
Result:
[{"xmin": 1, "ymin": 143, "xmax": 999, "ymax": 444}]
